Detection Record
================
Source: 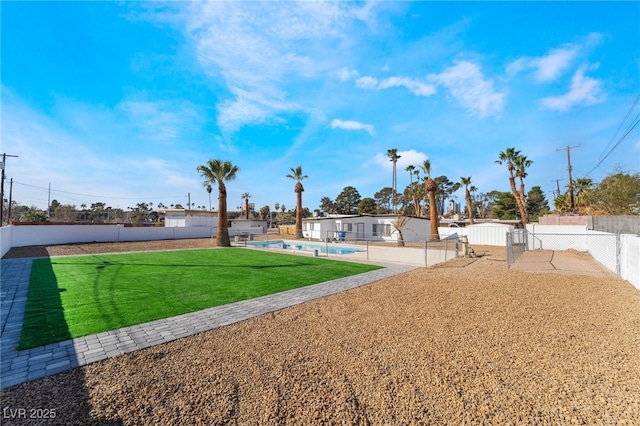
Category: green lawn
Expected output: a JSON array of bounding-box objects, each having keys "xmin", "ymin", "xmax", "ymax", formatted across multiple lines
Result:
[{"xmin": 19, "ymin": 248, "xmax": 381, "ymax": 349}]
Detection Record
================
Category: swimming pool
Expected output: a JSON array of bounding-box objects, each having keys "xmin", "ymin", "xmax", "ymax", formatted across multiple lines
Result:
[{"xmin": 245, "ymin": 240, "xmax": 364, "ymax": 255}]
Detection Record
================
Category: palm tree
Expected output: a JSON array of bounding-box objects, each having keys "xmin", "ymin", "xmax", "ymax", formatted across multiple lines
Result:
[
  {"xmin": 460, "ymin": 177, "xmax": 475, "ymax": 225},
  {"xmin": 496, "ymin": 147, "xmax": 528, "ymax": 225},
  {"xmin": 406, "ymin": 164, "xmax": 415, "ymax": 184},
  {"xmin": 241, "ymin": 192, "xmax": 251, "ymax": 219},
  {"xmin": 409, "ymin": 185, "xmax": 423, "ymax": 217},
  {"xmin": 421, "ymin": 159, "xmax": 439, "ymax": 241},
  {"xmin": 387, "ymin": 149, "xmax": 401, "ymax": 213},
  {"xmin": 286, "ymin": 166, "xmax": 308, "ymax": 238},
  {"xmin": 206, "ymin": 184, "xmax": 212, "ymax": 210},
  {"xmin": 514, "ymin": 154, "xmax": 532, "ymax": 224},
  {"xmin": 391, "ymin": 215, "xmax": 411, "ymax": 247},
  {"xmin": 573, "ymin": 177, "xmax": 594, "ymax": 213},
  {"xmin": 196, "ymin": 159, "xmax": 239, "ymax": 247}
]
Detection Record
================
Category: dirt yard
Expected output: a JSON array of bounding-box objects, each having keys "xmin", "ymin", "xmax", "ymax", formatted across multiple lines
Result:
[{"xmin": 1, "ymin": 240, "xmax": 639, "ymax": 424}]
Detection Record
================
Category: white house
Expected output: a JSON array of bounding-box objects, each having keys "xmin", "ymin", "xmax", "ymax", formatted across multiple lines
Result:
[
  {"xmin": 163, "ymin": 209, "xmax": 217, "ymax": 228},
  {"xmin": 302, "ymin": 214, "xmax": 431, "ymax": 243}
]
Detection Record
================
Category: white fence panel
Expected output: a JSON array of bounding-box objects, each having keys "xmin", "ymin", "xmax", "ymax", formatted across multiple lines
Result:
[
  {"xmin": 175, "ymin": 227, "xmax": 214, "ymax": 239},
  {"xmin": 118, "ymin": 227, "xmax": 176, "ymax": 241},
  {"xmin": 586, "ymin": 231, "xmax": 618, "ymax": 274},
  {"xmin": 3, "ymin": 224, "xmax": 216, "ymax": 252},
  {"xmin": 10, "ymin": 225, "xmax": 120, "ymax": 247},
  {"xmin": 526, "ymin": 224, "xmax": 589, "ymax": 251},
  {"xmin": 468, "ymin": 224, "xmax": 513, "ymax": 246},
  {"xmin": 620, "ymin": 234, "xmax": 640, "ymax": 290}
]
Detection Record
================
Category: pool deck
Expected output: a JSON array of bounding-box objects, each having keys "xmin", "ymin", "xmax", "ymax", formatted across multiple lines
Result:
[{"xmin": 0, "ymin": 256, "xmax": 416, "ymax": 389}]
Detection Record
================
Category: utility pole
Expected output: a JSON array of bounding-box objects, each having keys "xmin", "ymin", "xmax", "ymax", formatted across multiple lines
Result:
[
  {"xmin": 47, "ymin": 183, "xmax": 51, "ymax": 218},
  {"xmin": 8, "ymin": 178, "xmax": 14, "ymax": 224},
  {"xmin": 556, "ymin": 145, "xmax": 580, "ymax": 211},
  {"xmin": 0, "ymin": 153, "xmax": 19, "ymax": 226}
]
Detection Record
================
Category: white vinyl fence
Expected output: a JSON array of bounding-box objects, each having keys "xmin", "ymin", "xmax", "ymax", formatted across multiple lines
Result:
[{"xmin": 0, "ymin": 224, "xmax": 215, "ymax": 257}]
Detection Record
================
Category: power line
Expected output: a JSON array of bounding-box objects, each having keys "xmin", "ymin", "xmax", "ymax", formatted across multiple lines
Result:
[
  {"xmin": 12, "ymin": 181, "xmax": 185, "ymax": 202},
  {"xmin": 585, "ymin": 115, "xmax": 640, "ymax": 177},
  {"xmin": 585, "ymin": 94, "xmax": 640, "ymax": 178},
  {"xmin": 597, "ymin": 94, "xmax": 640, "ymax": 161}
]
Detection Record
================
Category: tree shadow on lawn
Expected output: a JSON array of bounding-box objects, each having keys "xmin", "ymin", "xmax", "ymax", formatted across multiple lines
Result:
[
  {"xmin": 8, "ymin": 257, "xmax": 120, "ymax": 425},
  {"xmin": 19, "ymin": 258, "xmax": 72, "ymax": 349}
]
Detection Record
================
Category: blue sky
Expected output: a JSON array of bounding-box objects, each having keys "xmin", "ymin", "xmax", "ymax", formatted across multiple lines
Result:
[{"xmin": 2, "ymin": 1, "xmax": 639, "ymax": 213}]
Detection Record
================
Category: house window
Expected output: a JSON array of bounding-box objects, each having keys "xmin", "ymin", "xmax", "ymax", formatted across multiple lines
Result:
[
  {"xmin": 343, "ymin": 223, "xmax": 353, "ymax": 232},
  {"xmin": 372, "ymin": 223, "xmax": 390, "ymax": 237}
]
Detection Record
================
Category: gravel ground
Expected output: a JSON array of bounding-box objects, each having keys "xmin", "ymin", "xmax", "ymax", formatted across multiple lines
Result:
[{"xmin": 1, "ymin": 240, "xmax": 639, "ymax": 425}]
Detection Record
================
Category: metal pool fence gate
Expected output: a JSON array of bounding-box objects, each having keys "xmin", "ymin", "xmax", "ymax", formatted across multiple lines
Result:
[{"xmin": 506, "ymin": 229, "xmax": 528, "ymax": 267}]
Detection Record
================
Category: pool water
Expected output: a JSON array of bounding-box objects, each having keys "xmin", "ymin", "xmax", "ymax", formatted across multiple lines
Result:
[{"xmin": 246, "ymin": 240, "xmax": 363, "ymax": 255}]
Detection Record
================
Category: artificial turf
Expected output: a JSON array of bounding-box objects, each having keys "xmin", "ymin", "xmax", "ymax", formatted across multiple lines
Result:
[{"xmin": 18, "ymin": 248, "xmax": 381, "ymax": 349}]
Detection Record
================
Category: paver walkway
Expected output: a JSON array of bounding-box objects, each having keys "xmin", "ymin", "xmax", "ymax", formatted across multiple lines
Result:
[{"xmin": 0, "ymin": 257, "xmax": 416, "ymax": 389}]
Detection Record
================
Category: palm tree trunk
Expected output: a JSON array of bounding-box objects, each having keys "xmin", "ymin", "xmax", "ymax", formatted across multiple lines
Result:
[
  {"xmin": 466, "ymin": 189, "xmax": 475, "ymax": 225},
  {"xmin": 508, "ymin": 174, "xmax": 525, "ymax": 225},
  {"xmin": 429, "ymin": 191, "xmax": 439, "ymax": 241},
  {"xmin": 217, "ymin": 182, "xmax": 230, "ymax": 247},
  {"xmin": 518, "ymin": 178, "xmax": 529, "ymax": 224},
  {"xmin": 296, "ymin": 191, "xmax": 303, "ymax": 238}
]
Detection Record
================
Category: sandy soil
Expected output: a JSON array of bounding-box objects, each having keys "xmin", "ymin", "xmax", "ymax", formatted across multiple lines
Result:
[{"xmin": 1, "ymin": 240, "xmax": 639, "ymax": 425}]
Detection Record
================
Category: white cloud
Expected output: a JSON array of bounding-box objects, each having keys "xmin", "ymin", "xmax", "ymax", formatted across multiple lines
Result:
[
  {"xmin": 355, "ymin": 76, "xmax": 379, "ymax": 90},
  {"xmin": 118, "ymin": 99, "xmax": 202, "ymax": 144},
  {"xmin": 181, "ymin": 1, "xmax": 373, "ymax": 134},
  {"xmin": 330, "ymin": 119, "xmax": 375, "ymax": 135},
  {"xmin": 506, "ymin": 33, "xmax": 603, "ymax": 82},
  {"xmin": 433, "ymin": 61, "xmax": 506, "ymax": 117},
  {"xmin": 507, "ymin": 46, "xmax": 577, "ymax": 82},
  {"xmin": 370, "ymin": 149, "xmax": 429, "ymax": 172},
  {"xmin": 378, "ymin": 77, "xmax": 436, "ymax": 97},
  {"xmin": 1, "ymin": 88, "xmax": 203, "ymax": 208},
  {"xmin": 355, "ymin": 75, "xmax": 436, "ymax": 97},
  {"xmin": 540, "ymin": 66, "xmax": 605, "ymax": 111},
  {"xmin": 337, "ymin": 67, "xmax": 359, "ymax": 82}
]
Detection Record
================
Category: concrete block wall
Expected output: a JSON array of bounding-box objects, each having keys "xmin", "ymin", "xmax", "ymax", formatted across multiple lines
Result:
[
  {"xmin": 592, "ymin": 216, "xmax": 640, "ymax": 235},
  {"xmin": 539, "ymin": 215, "xmax": 590, "ymax": 226},
  {"xmin": 539, "ymin": 214, "xmax": 639, "ymax": 235}
]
